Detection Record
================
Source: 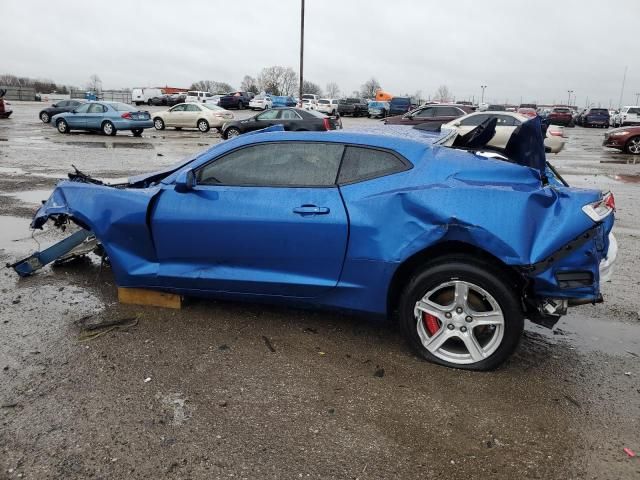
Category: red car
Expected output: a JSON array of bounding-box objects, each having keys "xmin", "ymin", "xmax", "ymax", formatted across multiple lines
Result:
[
  {"xmin": 548, "ymin": 107, "xmax": 573, "ymax": 126},
  {"xmin": 517, "ymin": 107, "xmax": 537, "ymax": 118},
  {"xmin": 0, "ymin": 90, "xmax": 12, "ymax": 119},
  {"xmin": 384, "ymin": 104, "xmax": 472, "ymax": 126},
  {"xmin": 603, "ymin": 126, "xmax": 640, "ymax": 155}
]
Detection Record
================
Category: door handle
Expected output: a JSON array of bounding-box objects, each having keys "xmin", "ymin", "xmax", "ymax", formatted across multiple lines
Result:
[{"xmin": 293, "ymin": 205, "xmax": 330, "ymax": 215}]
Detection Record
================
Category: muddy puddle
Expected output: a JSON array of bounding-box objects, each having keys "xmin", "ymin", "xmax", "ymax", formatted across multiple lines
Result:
[
  {"xmin": 0, "ymin": 215, "xmax": 41, "ymax": 254},
  {"xmin": 528, "ymin": 315, "xmax": 640, "ymax": 357},
  {"xmin": 1, "ymin": 189, "xmax": 52, "ymax": 205}
]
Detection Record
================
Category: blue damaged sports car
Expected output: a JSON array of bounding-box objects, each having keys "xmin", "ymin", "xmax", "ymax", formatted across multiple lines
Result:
[{"xmin": 26, "ymin": 118, "xmax": 616, "ymax": 370}]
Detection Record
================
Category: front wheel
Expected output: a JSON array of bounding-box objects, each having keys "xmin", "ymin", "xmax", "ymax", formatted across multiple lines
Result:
[
  {"xmin": 399, "ymin": 257, "xmax": 523, "ymax": 370},
  {"xmin": 154, "ymin": 117, "xmax": 165, "ymax": 130},
  {"xmin": 102, "ymin": 121, "xmax": 116, "ymax": 136},
  {"xmin": 56, "ymin": 119, "xmax": 69, "ymax": 134},
  {"xmin": 625, "ymin": 136, "xmax": 640, "ymax": 155},
  {"xmin": 197, "ymin": 119, "xmax": 210, "ymax": 133},
  {"xmin": 40, "ymin": 111, "xmax": 50, "ymax": 123},
  {"xmin": 224, "ymin": 127, "xmax": 241, "ymax": 139}
]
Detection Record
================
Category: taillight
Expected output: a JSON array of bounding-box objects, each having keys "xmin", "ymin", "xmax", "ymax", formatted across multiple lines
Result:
[
  {"xmin": 582, "ymin": 191, "xmax": 615, "ymax": 221},
  {"xmin": 121, "ymin": 112, "xmax": 132, "ymax": 119},
  {"xmin": 323, "ymin": 118, "xmax": 331, "ymax": 130}
]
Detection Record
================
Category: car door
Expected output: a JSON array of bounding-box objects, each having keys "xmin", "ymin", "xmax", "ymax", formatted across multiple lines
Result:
[
  {"xmin": 151, "ymin": 141, "xmax": 348, "ymax": 297},
  {"xmin": 277, "ymin": 109, "xmax": 304, "ymax": 130},
  {"xmin": 85, "ymin": 103, "xmax": 107, "ymax": 130},
  {"xmin": 183, "ymin": 103, "xmax": 201, "ymax": 128},
  {"xmin": 66, "ymin": 102, "xmax": 91, "ymax": 128},
  {"xmin": 488, "ymin": 115, "xmax": 521, "ymax": 148},
  {"xmin": 241, "ymin": 109, "xmax": 280, "ymax": 132},
  {"xmin": 165, "ymin": 103, "xmax": 187, "ymax": 127},
  {"xmin": 403, "ymin": 106, "xmax": 435, "ymax": 124},
  {"xmin": 433, "ymin": 106, "xmax": 465, "ymax": 124}
]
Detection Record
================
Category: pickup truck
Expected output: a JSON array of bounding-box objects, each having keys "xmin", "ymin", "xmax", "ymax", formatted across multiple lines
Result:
[
  {"xmin": 338, "ymin": 98, "xmax": 368, "ymax": 117},
  {"xmin": 218, "ymin": 91, "xmax": 253, "ymax": 110}
]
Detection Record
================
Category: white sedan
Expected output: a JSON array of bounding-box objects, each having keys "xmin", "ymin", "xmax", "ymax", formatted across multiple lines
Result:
[
  {"xmin": 443, "ymin": 111, "xmax": 565, "ymax": 153},
  {"xmin": 152, "ymin": 103, "xmax": 234, "ymax": 132},
  {"xmin": 249, "ymin": 94, "xmax": 272, "ymax": 110}
]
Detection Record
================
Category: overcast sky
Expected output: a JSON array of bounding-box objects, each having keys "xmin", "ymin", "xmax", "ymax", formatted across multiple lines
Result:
[{"xmin": 4, "ymin": 0, "xmax": 639, "ymax": 107}]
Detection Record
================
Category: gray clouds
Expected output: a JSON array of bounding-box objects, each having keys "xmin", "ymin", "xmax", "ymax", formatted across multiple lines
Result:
[{"xmin": 3, "ymin": 0, "xmax": 639, "ymax": 107}]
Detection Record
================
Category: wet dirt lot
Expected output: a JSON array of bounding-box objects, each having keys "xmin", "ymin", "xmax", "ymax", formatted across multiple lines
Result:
[{"xmin": 0, "ymin": 103, "xmax": 639, "ymax": 479}]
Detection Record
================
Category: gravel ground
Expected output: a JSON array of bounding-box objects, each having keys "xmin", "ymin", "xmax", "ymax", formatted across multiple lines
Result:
[{"xmin": 0, "ymin": 102, "xmax": 638, "ymax": 479}]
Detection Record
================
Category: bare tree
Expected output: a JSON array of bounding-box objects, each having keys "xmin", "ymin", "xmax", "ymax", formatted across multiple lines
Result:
[
  {"xmin": 325, "ymin": 82, "xmax": 340, "ymax": 98},
  {"xmin": 302, "ymin": 80, "xmax": 322, "ymax": 96},
  {"xmin": 360, "ymin": 77, "xmax": 381, "ymax": 99},
  {"xmin": 190, "ymin": 80, "xmax": 233, "ymax": 93},
  {"xmin": 434, "ymin": 85, "xmax": 452, "ymax": 102},
  {"xmin": 87, "ymin": 74, "xmax": 102, "ymax": 92},
  {"xmin": 240, "ymin": 75, "xmax": 259, "ymax": 94},
  {"xmin": 258, "ymin": 66, "xmax": 298, "ymax": 96}
]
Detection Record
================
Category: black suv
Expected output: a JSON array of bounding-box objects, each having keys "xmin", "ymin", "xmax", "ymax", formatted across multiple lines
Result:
[
  {"xmin": 337, "ymin": 98, "xmax": 368, "ymax": 117},
  {"xmin": 219, "ymin": 91, "xmax": 253, "ymax": 110}
]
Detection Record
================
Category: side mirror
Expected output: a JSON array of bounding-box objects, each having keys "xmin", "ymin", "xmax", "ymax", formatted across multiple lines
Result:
[
  {"xmin": 52, "ymin": 103, "xmax": 58, "ymax": 108},
  {"xmin": 175, "ymin": 170, "xmax": 195, "ymax": 193},
  {"xmin": 71, "ymin": 110, "xmax": 77, "ymax": 114},
  {"xmin": 453, "ymin": 122, "xmax": 461, "ymax": 127}
]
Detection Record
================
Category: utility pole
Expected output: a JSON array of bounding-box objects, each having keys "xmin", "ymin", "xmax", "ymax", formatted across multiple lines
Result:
[
  {"xmin": 567, "ymin": 90, "xmax": 573, "ymax": 106},
  {"xmin": 635, "ymin": 93, "xmax": 640, "ymax": 105},
  {"xmin": 480, "ymin": 85, "xmax": 487, "ymax": 104},
  {"xmin": 298, "ymin": 0, "xmax": 305, "ymax": 106}
]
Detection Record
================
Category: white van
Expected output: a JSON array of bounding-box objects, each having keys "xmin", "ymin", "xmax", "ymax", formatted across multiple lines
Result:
[
  {"xmin": 185, "ymin": 91, "xmax": 218, "ymax": 104},
  {"xmin": 131, "ymin": 88, "xmax": 163, "ymax": 106}
]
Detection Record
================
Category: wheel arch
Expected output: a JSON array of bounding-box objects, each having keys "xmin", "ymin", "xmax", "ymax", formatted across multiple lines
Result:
[{"xmin": 386, "ymin": 240, "xmax": 525, "ymax": 317}]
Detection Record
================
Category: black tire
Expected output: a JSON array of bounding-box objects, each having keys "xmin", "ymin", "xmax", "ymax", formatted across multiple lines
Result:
[
  {"xmin": 224, "ymin": 127, "xmax": 241, "ymax": 139},
  {"xmin": 398, "ymin": 255, "xmax": 524, "ymax": 371},
  {"xmin": 153, "ymin": 117, "xmax": 165, "ymax": 130},
  {"xmin": 147, "ymin": 99, "xmax": 153, "ymax": 106},
  {"xmin": 625, "ymin": 136, "xmax": 640, "ymax": 155},
  {"xmin": 237, "ymin": 102, "xmax": 244, "ymax": 110},
  {"xmin": 56, "ymin": 119, "xmax": 69, "ymax": 134},
  {"xmin": 40, "ymin": 111, "xmax": 50, "ymax": 123},
  {"xmin": 102, "ymin": 121, "xmax": 116, "ymax": 136},
  {"xmin": 197, "ymin": 119, "xmax": 210, "ymax": 133},
  {"xmin": 132, "ymin": 129, "xmax": 143, "ymax": 137},
  {"xmin": 175, "ymin": 127, "xmax": 182, "ymax": 131}
]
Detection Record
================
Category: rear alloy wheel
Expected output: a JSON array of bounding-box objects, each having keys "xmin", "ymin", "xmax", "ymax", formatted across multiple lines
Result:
[
  {"xmin": 197, "ymin": 119, "xmax": 210, "ymax": 133},
  {"xmin": 625, "ymin": 136, "xmax": 640, "ymax": 155},
  {"xmin": 102, "ymin": 121, "xmax": 116, "ymax": 136},
  {"xmin": 56, "ymin": 119, "xmax": 69, "ymax": 134},
  {"xmin": 132, "ymin": 129, "xmax": 143, "ymax": 137},
  {"xmin": 40, "ymin": 112, "xmax": 50, "ymax": 123},
  {"xmin": 225, "ymin": 127, "xmax": 241, "ymax": 139},
  {"xmin": 154, "ymin": 117, "xmax": 165, "ymax": 130},
  {"xmin": 399, "ymin": 257, "xmax": 523, "ymax": 370}
]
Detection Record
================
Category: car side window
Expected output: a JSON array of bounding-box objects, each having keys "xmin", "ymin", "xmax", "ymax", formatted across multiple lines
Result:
[
  {"xmin": 497, "ymin": 115, "xmax": 520, "ymax": 126},
  {"xmin": 57, "ymin": 101, "xmax": 68, "ymax": 107},
  {"xmin": 185, "ymin": 104, "xmax": 200, "ymax": 112},
  {"xmin": 435, "ymin": 107, "xmax": 460, "ymax": 117},
  {"xmin": 279, "ymin": 110, "xmax": 302, "ymax": 120},
  {"xmin": 460, "ymin": 114, "xmax": 488, "ymax": 126},
  {"xmin": 338, "ymin": 146, "xmax": 409, "ymax": 184},
  {"xmin": 171, "ymin": 104, "xmax": 186, "ymax": 112},
  {"xmin": 88, "ymin": 104, "xmax": 105, "ymax": 113},
  {"xmin": 196, "ymin": 143, "xmax": 344, "ymax": 187},
  {"xmin": 73, "ymin": 103, "xmax": 91, "ymax": 113},
  {"xmin": 256, "ymin": 110, "xmax": 279, "ymax": 120},
  {"xmin": 415, "ymin": 108, "xmax": 434, "ymax": 118}
]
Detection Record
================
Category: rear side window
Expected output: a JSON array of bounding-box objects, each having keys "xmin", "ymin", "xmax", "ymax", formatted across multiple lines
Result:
[
  {"xmin": 338, "ymin": 146, "xmax": 408, "ymax": 184},
  {"xmin": 628, "ymin": 107, "xmax": 640, "ymax": 114},
  {"xmin": 196, "ymin": 143, "xmax": 344, "ymax": 187}
]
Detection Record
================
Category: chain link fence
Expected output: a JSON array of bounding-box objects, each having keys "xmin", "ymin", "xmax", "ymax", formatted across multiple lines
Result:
[{"xmin": 0, "ymin": 86, "xmax": 37, "ymax": 101}]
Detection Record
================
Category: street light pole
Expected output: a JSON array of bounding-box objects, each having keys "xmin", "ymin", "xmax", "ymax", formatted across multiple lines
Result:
[
  {"xmin": 298, "ymin": 0, "xmax": 305, "ymax": 106},
  {"xmin": 567, "ymin": 90, "xmax": 573, "ymax": 106},
  {"xmin": 635, "ymin": 92, "xmax": 640, "ymax": 105},
  {"xmin": 480, "ymin": 85, "xmax": 487, "ymax": 104}
]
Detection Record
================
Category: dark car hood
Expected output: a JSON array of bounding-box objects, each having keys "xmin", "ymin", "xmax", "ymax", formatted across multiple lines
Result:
[{"xmin": 502, "ymin": 116, "xmax": 546, "ymax": 174}]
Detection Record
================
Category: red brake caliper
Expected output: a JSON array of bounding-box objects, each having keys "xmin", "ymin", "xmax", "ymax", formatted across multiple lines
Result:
[{"xmin": 422, "ymin": 312, "xmax": 441, "ymax": 336}]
